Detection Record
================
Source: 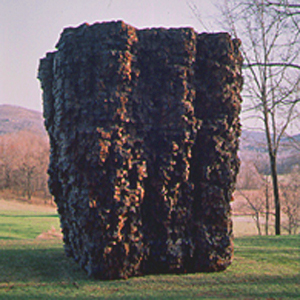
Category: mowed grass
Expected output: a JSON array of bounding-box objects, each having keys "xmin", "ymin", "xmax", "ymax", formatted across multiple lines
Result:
[
  {"xmin": 0, "ymin": 202, "xmax": 299, "ymax": 299},
  {"xmin": 0, "ymin": 210, "xmax": 60, "ymax": 240}
]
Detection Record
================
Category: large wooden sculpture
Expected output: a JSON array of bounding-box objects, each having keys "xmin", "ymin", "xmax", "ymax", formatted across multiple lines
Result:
[{"xmin": 38, "ymin": 21, "xmax": 243, "ymax": 279}]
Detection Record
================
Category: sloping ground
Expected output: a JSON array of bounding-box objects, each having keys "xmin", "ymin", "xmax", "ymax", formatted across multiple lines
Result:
[
  {"xmin": 0, "ymin": 104, "xmax": 46, "ymax": 136},
  {"xmin": 239, "ymin": 130, "xmax": 300, "ymax": 173},
  {"xmin": 0, "ymin": 198, "xmax": 56, "ymax": 213},
  {"xmin": 1, "ymin": 105, "xmax": 299, "ymax": 174},
  {"xmin": 0, "ymin": 198, "xmax": 60, "ymax": 240}
]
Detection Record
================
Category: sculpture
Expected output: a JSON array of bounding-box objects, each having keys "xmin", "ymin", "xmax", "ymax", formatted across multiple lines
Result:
[{"xmin": 38, "ymin": 21, "xmax": 243, "ymax": 279}]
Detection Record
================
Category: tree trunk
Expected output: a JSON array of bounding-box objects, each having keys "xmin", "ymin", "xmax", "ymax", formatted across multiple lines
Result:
[
  {"xmin": 265, "ymin": 176, "xmax": 269, "ymax": 236},
  {"xmin": 263, "ymin": 91, "xmax": 281, "ymax": 236},
  {"xmin": 254, "ymin": 212, "xmax": 261, "ymax": 236},
  {"xmin": 26, "ymin": 169, "xmax": 33, "ymax": 201},
  {"xmin": 270, "ymin": 153, "xmax": 280, "ymax": 235}
]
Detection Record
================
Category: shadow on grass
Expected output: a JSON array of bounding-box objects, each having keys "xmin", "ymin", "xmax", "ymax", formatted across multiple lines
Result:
[
  {"xmin": 0, "ymin": 260, "xmax": 299, "ymax": 300},
  {"xmin": 0, "ymin": 236, "xmax": 299, "ymax": 299},
  {"xmin": 0, "ymin": 245, "xmax": 87, "ymax": 283}
]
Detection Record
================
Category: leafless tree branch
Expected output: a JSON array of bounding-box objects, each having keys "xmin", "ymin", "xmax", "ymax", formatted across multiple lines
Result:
[{"xmin": 244, "ymin": 62, "xmax": 300, "ymax": 69}]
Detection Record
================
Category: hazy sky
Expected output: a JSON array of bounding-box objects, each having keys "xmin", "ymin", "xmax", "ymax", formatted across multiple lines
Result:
[{"xmin": 0, "ymin": 0, "xmax": 220, "ymax": 112}]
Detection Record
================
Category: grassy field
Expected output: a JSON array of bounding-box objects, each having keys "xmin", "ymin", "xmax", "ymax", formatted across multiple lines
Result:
[
  {"xmin": 0, "ymin": 210, "xmax": 60, "ymax": 240},
  {"xmin": 0, "ymin": 199, "xmax": 299, "ymax": 299}
]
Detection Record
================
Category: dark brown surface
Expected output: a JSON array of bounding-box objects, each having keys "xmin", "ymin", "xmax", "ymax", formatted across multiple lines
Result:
[{"xmin": 38, "ymin": 21, "xmax": 243, "ymax": 279}]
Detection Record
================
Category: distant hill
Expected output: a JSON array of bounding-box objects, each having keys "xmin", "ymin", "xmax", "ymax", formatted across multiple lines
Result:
[
  {"xmin": 1, "ymin": 104, "xmax": 299, "ymax": 174},
  {"xmin": 240, "ymin": 130, "xmax": 300, "ymax": 153},
  {"xmin": 239, "ymin": 130, "xmax": 300, "ymax": 174},
  {"xmin": 0, "ymin": 105, "xmax": 46, "ymax": 136}
]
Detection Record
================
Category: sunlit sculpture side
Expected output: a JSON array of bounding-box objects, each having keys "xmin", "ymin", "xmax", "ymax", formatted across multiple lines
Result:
[{"xmin": 38, "ymin": 21, "xmax": 243, "ymax": 279}]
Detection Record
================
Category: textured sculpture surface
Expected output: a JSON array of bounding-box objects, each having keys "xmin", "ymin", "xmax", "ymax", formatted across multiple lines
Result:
[{"xmin": 38, "ymin": 21, "xmax": 243, "ymax": 279}]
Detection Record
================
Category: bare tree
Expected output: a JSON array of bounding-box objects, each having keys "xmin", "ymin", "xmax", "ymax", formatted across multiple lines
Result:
[
  {"xmin": 0, "ymin": 134, "xmax": 19, "ymax": 189},
  {"xmin": 0, "ymin": 131, "xmax": 49, "ymax": 201},
  {"xmin": 188, "ymin": 0, "xmax": 300, "ymax": 235},
  {"xmin": 266, "ymin": 1, "xmax": 300, "ymax": 18},
  {"xmin": 15, "ymin": 131, "xmax": 49, "ymax": 200},
  {"xmin": 236, "ymin": 189, "xmax": 264, "ymax": 235},
  {"xmin": 280, "ymin": 167, "xmax": 300, "ymax": 234},
  {"xmin": 213, "ymin": 0, "xmax": 300, "ymax": 235},
  {"xmin": 235, "ymin": 158, "xmax": 274, "ymax": 235},
  {"xmin": 236, "ymin": 160, "xmax": 263, "ymax": 189}
]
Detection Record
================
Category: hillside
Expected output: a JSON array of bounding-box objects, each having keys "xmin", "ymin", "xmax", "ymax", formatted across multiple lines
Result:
[
  {"xmin": 0, "ymin": 105, "xmax": 46, "ymax": 136},
  {"xmin": 240, "ymin": 130, "xmax": 300, "ymax": 173},
  {"xmin": 240, "ymin": 130, "xmax": 300, "ymax": 154},
  {"xmin": 1, "ymin": 104, "xmax": 299, "ymax": 174}
]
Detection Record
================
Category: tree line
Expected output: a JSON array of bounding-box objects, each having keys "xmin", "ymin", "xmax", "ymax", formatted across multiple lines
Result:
[
  {"xmin": 0, "ymin": 130, "xmax": 49, "ymax": 201},
  {"xmin": 0, "ymin": 128, "xmax": 299, "ymax": 233},
  {"xmin": 236, "ymin": 158, "xmax": 300, "ymax": 235}
]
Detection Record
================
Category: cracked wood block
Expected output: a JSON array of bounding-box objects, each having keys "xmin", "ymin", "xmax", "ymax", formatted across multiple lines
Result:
[{"xmin": 38, "ymin": 20, "xmax": 243, "ymax": 279}]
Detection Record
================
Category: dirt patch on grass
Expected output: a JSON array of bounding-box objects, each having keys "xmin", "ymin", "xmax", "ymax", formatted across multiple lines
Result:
[{"xmin": 36, "ymin": 226, "xmax": 63, "ymax": 240}]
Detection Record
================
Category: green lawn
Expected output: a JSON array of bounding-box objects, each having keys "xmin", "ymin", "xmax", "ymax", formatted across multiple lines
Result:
[
  {"xmin": 0, "ymin": 209, "xmax": 60, "ymax": 240},
  {"xmin": 0, "ymin": 203, "xmax": 299, "ymax": 299}
]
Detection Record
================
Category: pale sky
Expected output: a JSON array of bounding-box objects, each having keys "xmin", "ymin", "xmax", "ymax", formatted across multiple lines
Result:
[{"xmin": 0, "ymin": 0, "xmax": 219, "ymax": 112}]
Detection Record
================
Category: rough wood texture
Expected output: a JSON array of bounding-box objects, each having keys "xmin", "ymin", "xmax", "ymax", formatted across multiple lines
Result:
[{"xmin": 38, "ymin": 21, "xmax": 243, "ymax": 280}]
